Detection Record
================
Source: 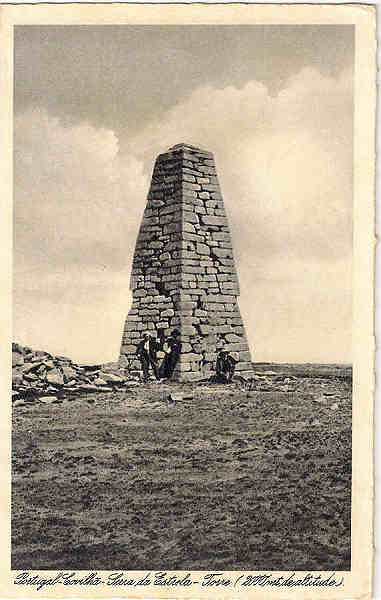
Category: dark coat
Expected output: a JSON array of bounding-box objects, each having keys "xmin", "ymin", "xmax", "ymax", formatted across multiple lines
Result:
[
  {"xmin": 216, "ymin": 352, "xmax": 237, "ymax": 375},
  {"xmin": 136, "ymin": 337, "xmax": 159, "ymax": 361}
]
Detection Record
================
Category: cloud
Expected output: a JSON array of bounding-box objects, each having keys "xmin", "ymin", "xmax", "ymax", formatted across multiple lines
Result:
[
  {"xmin": 15, "ymin": 107, "xmax": 148, "ymax": 271},
  {"xmin": 14, "ymin": 108, "xmax": 148, "ymax": 362},
  {"xmin": 128, "ymin": 67, "xmax": 352, "ymax": 262},
  {"xmin": 14, "ymin": 66, "xmax": 352, "ymax": 363}
]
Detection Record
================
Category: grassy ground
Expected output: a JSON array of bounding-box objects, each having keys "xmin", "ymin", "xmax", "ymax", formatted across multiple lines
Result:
[{"xmin": 12, "ymin": 366, "xmax": 352, "ymax": 571}]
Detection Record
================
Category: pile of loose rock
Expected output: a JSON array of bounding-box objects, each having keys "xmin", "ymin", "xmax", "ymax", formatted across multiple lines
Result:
[{"xmin": 12, "ymin": 343, "xmax": 137, "ymax": 406}]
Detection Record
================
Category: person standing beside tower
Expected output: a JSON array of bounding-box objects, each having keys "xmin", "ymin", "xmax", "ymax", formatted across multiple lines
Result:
[
  {"xmin": 160, "ymin": 329, "xmax": 182, "ymax": 379},
  {"xmin": 216, "ymin": 350, "xmax": 237, "ymax": 383},
  {"xmin": 136, "ymin": 333, "xmax": 160, "ymax": 382}
]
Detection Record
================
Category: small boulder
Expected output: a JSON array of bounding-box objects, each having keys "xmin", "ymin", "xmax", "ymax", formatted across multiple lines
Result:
[
  {"xmin": 61, "ymin": 366, "xmax": 78, "ymax": 381},
  {"xmin": 46, "ymin": 369, "xmax": 64, "ymax": 386},
  {"xmin": 39, "ymin": 396, "xmax": 57, "ymax": 404},
  {"xmin": 13, "ymin": 399, "xmax": 26, "ymax": 408},
  {"xmin": 94, "ymin": 377, "xmax": 108, "ymax": 386},
  {"xmin": 168, "ymin": 393, "xmax": 193, "ymax": 404},
  {"xmin": 43, "ymin": 360, "xmax": 56, "ymax": 371},
  {"xmin": 65, "ymin": 380, "xmax": 77, "ymax": 387},
  {"xmin": 98, "ymin": 372, "xmax": 124, "ymax": 384},
  {"xmin": 78, "ymin": 384, "xmax": 99, "ymax": 392},
  {"xmin": 24, "ymin": 372, "xmax": 39, "ymax": 380},
  {"xmin": 12, "ymin": 352, "xmax": 24, "ymax": 367},
  {"xmin": 21, "ymin": 362, "xmax": 36, "ymax": 374},
  {"xmin": 12, "ymin": 372, "xmax": 24, "ymax": 386}
]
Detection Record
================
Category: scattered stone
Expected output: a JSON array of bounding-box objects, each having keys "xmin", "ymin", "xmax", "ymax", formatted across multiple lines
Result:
[
  {"xmin": 78, "ymin": 384, "xmax": 99, "ymax": 392},
  {"xmin": 39, "ymin": 396, "xmax": 57, "ymax": 404},
  {"xmin": 13, "ymin": 400, "xmax": 26, "ymax": 408},
  {"xmin": 12, "ymin": 352, "xmax": 24, "ymax": 367},
  {"xmin": 46, "ymin": 369, "xmax": 64, "ymax": 386},
  {"xmin": 98, "ymin": 372, "xmax": 124, "ymax": 384},
  {"xmin": 168, "ymin": 392, "xmax": 193, "ymax": 404},
  {"xmin": 62, "ymin": 366, "xmax": 78, "ymax": 381}
]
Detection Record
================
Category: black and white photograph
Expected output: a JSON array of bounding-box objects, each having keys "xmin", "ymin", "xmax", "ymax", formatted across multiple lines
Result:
[{"xmin": 3, "ymin": 5, "xmax": 374, "ymax": 595}]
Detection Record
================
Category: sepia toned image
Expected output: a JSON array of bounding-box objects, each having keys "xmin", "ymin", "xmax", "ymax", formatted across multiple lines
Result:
[
  {"xmin": 11, "ymin": 22, "xmax": 355, "ymax": 572},
  {"xmin": 0, "ymin": 4, "xmax": 373, "ymax": 597}
]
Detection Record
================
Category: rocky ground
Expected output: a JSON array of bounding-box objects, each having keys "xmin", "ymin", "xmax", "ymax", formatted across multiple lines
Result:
[
  {"xmin": 12, "ymin": 345, "xmax": 352, "ymax": 571},
  {"xmin": 12, "ymin": 343, "xmax": 135, "ymax": 405}
]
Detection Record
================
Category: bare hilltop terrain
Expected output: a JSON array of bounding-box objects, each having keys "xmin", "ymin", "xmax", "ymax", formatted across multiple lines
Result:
[{"xmin": 12, "ymin": 343, "xmax": 352, "ymax": 571}]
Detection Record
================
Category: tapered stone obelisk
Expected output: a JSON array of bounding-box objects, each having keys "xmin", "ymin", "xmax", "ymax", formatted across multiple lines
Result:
[{"xmin": 120, "ymin": 144, "xmax": 253, "ymax": 381}]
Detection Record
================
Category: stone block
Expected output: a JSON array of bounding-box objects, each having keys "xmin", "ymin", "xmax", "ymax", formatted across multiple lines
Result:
[
  {"xmin": 184, "ymin": 167, "xmax": 203, "ymax": 177},
  {"xmin": 235, "ymin": 362, "xmax": 253, "ymax": 371},
  {"xmin": 224, "ymin": 343, "xmax": 248, "ymax": 353},
  {"xmin": 225, "ymin": 333, "xmax": 243, "ymax": 343},
  {"xmin": 182, "ymin": 326, "xmax": 197, "ymax": 336},
  {"xmin": 200, "ymin": 324, "xmax": 213, "ymax": 334},
  {"xmin": 196, "ymin": 243, "xmax": 210, "ymax": 255},
  {"xmin": 206, "ymin": 294, "xmax": 236, "ymax": 304},
  {"xmin": 237, "ymin": 370, "xmax": 254, "ymax": 380},
  {"xmin": 176, "ymin": 300, "xmax": 196, "ymax": 310},
  {"xmin": 198, "ymin": 281, "xmax": 218, "ymax": 289},
  {"xmin": 201, "ymin": 183, "xmax": 220, "ymax": 192},
  {"xmin": 183, "ymin": 181, "xmax": 201, "ymax": 191},
  {"xmin": 183, "ymin": 189, "xmax": 198, "ymax": 199},
  {"xmin": 128, "ymin": 331, "xmax": 141, "ymax": 339},
  {"xmin": 182, "ymin": 250, "xmax": 199, "ymax": 260},
  {"xmin": 221, "ymin": 281, "xmax": 238, "ymax": 291},
  {"xmin": 161, "ymin": 308, "xmax": 175, "ymax": 317},
  {"xmin": 183, "ymin": 232, "xmax": 204, "ymax": 243},
  {"xmin": 201, "ymin": 215, "xmax": 227, "ymax": 227},
  {"xmin": 195, "ymin": 206, "xmax": 206, "ymax": 215},
  {"xmin": 197, "ymin": 165, "xmax": 216, "ymax": 174},
  {"xmin": 122, "ymin": 344, "xmax": 137, "ymax": 354},
  {"xmin": 183, "ymin": 222, "xmax": 196, "ymax": 233},
  {"xmin": 212, "ymin": 231, "xmax": 230, "ymax": 241},
  {"xmin": 175, "ymin": 362, "xmax": 191, "ymax": 372},
  {"xmin": 181, "ymin": 353, "xmax": 202, "ymax": 362},
  {"xmin": 163, "ymin": 222, "xmax": 181, "ymax": 234},
  {"xmin": 185, "ymin": 288, "xmax": 206, "ymax": 296},
  {"xmin": 202, "ymin": 274, "xmax": 217, "ymax": 281},
  {"xmin": 213, "ymin": 247, "xmax": 233, "ymax": 258},
  {"xmin": 183, "ymin": 211, "xmax": 199, "ymax": 224},
  {"xmin": 183, "ymin": 266, "xmax": 205, "ymax": 274}
]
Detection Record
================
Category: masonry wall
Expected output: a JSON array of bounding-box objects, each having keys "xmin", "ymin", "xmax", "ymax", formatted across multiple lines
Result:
[{"xmin": 120, "ymin": 143, "xmax": 253, "ymax": 381}]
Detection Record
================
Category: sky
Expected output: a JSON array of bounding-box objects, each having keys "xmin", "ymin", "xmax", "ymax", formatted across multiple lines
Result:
[{"xmin": 13, "ymin": 25, "xmax": 354, "ymax": 364}]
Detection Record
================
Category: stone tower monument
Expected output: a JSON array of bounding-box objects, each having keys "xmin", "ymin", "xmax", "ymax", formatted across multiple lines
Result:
[{"xmin": 120, "ymin": 144, "xmax": 253, "ymax": 381}]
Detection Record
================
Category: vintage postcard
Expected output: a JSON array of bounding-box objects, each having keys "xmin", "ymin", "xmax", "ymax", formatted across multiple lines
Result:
[{"xmin": 0, "ymin": 3, "xmax": 376, "ymax": 599}]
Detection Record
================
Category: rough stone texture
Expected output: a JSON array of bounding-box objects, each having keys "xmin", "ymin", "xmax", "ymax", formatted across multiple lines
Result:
[{"xmin": 120, "ymin": 144, "xmax": 253, "ymax": 380}]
